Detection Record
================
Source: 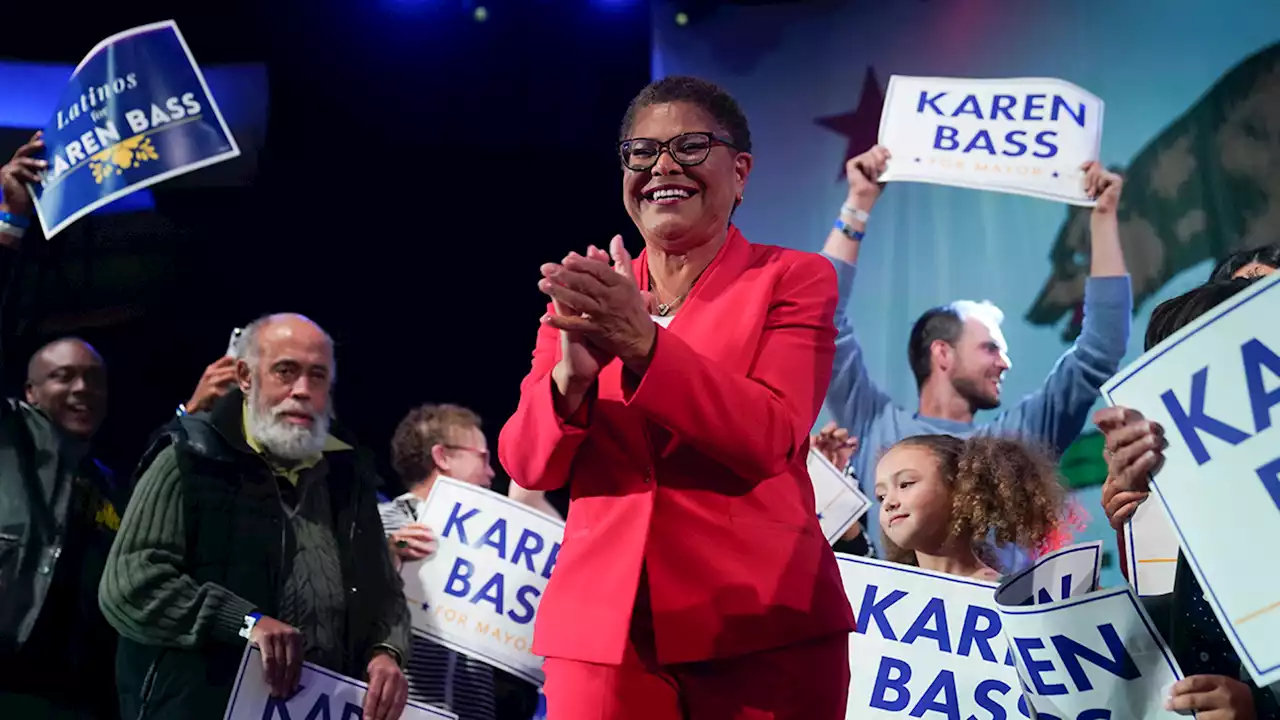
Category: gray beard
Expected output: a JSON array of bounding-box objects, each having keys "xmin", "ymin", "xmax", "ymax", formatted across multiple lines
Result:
[{"xmin": 246, "ymin": 387, "xmax": 330, "ymax": 461}]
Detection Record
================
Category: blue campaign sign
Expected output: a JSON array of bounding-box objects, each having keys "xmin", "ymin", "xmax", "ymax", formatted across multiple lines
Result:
[{"xmin": 29, "ymin": 20, "xmax": 239, "ymax": 238}]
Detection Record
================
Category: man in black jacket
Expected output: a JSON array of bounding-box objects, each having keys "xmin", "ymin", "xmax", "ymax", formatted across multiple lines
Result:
[
  {"xmin": 0, "ymin": 133, "xmax": 124, "ymax": 719},
  {"xmin": 99, "ymin": 313, "xmax": 410, "ymax": 720}
]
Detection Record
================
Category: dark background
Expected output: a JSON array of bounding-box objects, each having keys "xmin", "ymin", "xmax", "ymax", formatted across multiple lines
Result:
[{"xmin": 1, "ymin": 0, "xmax": 652, "ymax": 506}]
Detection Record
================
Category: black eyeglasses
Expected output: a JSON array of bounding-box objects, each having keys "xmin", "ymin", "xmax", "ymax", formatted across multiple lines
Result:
[{"xmin": 618, "ymin": 132, "xmax": 738, "ymax": 172}]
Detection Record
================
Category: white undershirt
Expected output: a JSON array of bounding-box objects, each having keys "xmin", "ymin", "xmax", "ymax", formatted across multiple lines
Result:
[{"xmin": 651, "ymin": 314, "xmax": 674, "ymax": 328}]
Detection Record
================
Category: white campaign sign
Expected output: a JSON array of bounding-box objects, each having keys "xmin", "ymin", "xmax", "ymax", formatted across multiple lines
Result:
[
  {"xmin": 997, "ymin": 542, "xmax": 1102, "ymax": 607},
  {"xmin": 808, "ymin": 449, "xmax": 871, "ymax": 545},
  {"xmin": 994, "ymin": 544, "xmax": 1184, "ymax": 720},
  {"xmin": 1103, "ymin": 271, "xmax": 1280, "ymax": 686},
  {"xmin": 399, "ymin": 477, "xmax": 564, "ymax": 686},
  {"xmin": 839, "ymin": 543, "xmax": 1186, "ymax": 719},
  {"xmin": 837, "ymin": 554, "xmax": 1028, "ymax": 719},
  {"xmin": 877, "ymin": 75, "xmax": 1104, "ymax": 205},
  {"xmin": 1123, "ymin": 499, "xmax": 1180, "ymax": 597},
  {"xmin": 223, "ymin": 644, "xmax": 457, "ymax": 720}
]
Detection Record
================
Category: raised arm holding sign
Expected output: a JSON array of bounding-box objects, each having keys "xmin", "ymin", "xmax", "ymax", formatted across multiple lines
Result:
[
  {"xmin": 26, "ymin": 20, "xmax": 240, "ymax": 239},
  {"xmin": 819, "ymin": 138, "xmax": 1131, "ymax": 561}
]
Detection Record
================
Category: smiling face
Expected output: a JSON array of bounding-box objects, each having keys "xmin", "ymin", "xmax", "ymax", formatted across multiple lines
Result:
[
  {"xmin": 945, "ymin": 316, "xmax": 1011, "ymax": 411},
  {"xmin": 25, "ymin": 339, "xmax": 107, "ymax": 440},
  {"xmin": 875, "ymin": 444, "xmax": 955, "ymax": 554},
  {"xmin": 620, "ymin": 101, "xmax": 752, "ymax": 252}
]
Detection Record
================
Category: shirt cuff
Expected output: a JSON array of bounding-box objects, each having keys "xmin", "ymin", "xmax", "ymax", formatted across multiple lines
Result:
[
  {"xmin": 368, "ymin": 643, "xmax": 406, "ymax": 669},
  {"xmin": 213, "ymin": 594, "xmax": 261, "ymax": 645}
]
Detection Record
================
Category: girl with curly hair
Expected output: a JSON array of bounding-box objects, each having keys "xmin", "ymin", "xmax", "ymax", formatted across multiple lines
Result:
[{"xmin": 873, "ymin": 434, "xmax": 1069, "ymax": 580}]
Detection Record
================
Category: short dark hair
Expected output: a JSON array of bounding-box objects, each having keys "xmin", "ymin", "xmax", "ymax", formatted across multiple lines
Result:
[
  {"xmin": 619, "ymin": 75, "xmax": 752, "ymax": 153},
  {"xmin": 1208, "ymin": 245, "xmax": 1280, "ymax": 283},
  {"xmin": 908, "ymin": 308, "xmax": 963, "ymax": 389},
  {"xmin": 390, "ymin": 403, "xmax": 483, "ymax": 485},
  {"xmin": 1145, "ymin": 276, "xmax": 1261, "ymax": 351},
  {"xmin": 26, "ymin": 336, "xmax": 103, "ymax": 383},
  {"xmin": 907, "ymin": 300, "xmax": 1005, "ymax": 389}
]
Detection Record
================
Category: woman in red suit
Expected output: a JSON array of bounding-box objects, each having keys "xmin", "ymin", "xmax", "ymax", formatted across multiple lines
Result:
[{"xmin": 498, "ymin": 76, "xmax": 855, "ymax": 719}]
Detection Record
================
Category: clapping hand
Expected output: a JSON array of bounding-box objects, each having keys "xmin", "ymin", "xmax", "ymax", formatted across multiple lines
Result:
[{"xmin": 541, "ymin": 236, "xmax": 657, "ymax": 381}]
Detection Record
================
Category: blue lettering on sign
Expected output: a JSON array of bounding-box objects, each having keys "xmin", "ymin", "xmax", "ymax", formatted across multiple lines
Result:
[
  {"xmin": 1159, "ymin": 337, "xmax": 1280, "ymax": 465},
  {"xmin": 1013, "ymin": 623, "xmax": 1139, "ymax": 697},
  {"xmin": 1256, "ymin": 456, "xmax": 1280, "ymax": 513},
  {"xmin": 915, "ymin": 91, "xmax": 1086, "ymax": 126},
  {"xmin": 1041, "ymin": 573, "xmax": 1073, "ymax": 604},
  {"xmin": 435, "ymin": 502, "xmax": 563, "ymax": 625},
  {"xmin": 868, "ymin": 655, "xmax": 1034, "ymax": 719},
  {"xmin": 917, "ymin": 90, "xmax": 1083, "ymax": 160},
  {"xmin": 440, "ymin": 502, "xmax": 560, "ymax": 578},
  {"xmin": 258, "ymin": 688, "xmax": 366, "ymax": 720},
  {"xmin": 855, "ymin": 583, "xmax": 1015, "ymax": 666},
  {"xmin": 1243, "ymin": 339, "xmax": 1280, "ymax": 433},
  {"xmin": 442, "ymin": 556, "xmax": 546, "ymax": 626},
  {"xmin": 442, "ymin": 503, "xmax": 480, "ymax": 545},
  {"xmin": 932, "ymin": 126, "xmax": 1059, "ymax": 158}
]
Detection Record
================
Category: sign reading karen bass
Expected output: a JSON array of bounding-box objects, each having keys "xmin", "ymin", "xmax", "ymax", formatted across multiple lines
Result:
[
  {"xmin": 1104, "ymin": 271, "xmax": 1280, "ymax": 686},
  {"xmin": 30, "ymin": 20, "xmax": 239, "ymax": 238},
  {"xmin": 223, "ymin": 645, "xmax": 457, "ymax": 720},
  {"xmin": 839, "ymin": 542, "xmax": 1184, "ymax": 720},
  {"xmin": 877, "ymin": 75, "xmax": 1103, "ymax": 206},
  {"xmin": 399, "ymin": 477, "xmax": 564, "ymax": 686},
  {"xmin": 808, "ymin": 448, "xmax": 871, "ymax": 545}
]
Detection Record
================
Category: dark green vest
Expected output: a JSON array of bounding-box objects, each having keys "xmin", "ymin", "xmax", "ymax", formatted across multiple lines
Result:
[{"xmin": 115, "ymin": 393, "xmax": 394, "ymax": 720}]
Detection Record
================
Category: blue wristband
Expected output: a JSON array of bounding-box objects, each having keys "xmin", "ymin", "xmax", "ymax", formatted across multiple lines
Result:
[
  {"xmin": 0, "ymin": 211, "xmax": 29, "ymax": 230},
  {"xmin": 834, "ymin": 218, "xmax": 865, "ymax": 242},
  {"xmin": 239, "ymin": 611, "xmax": 264, "ymax": 639}
]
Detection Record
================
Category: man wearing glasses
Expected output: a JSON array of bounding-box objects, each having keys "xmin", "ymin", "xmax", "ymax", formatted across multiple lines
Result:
[{"xmin": 380, "ymin": 403, "xmax": 559, "ymax": 720}]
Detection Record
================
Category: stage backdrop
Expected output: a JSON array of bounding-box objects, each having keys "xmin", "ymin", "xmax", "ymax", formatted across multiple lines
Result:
[{"xmin": 652, "ymin": 0, "xmax": 1280, "ymax": 587}]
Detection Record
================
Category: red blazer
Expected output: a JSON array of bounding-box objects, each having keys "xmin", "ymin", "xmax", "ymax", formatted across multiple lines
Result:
[{"xmin": 498, "ymin": 226, "xmax": 856, "ymax": 666}]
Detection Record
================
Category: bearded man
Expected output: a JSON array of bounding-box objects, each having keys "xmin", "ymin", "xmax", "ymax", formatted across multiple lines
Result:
[{"xmin": 99, "ymin": 313, "xmax": 410, "ymax": 720}]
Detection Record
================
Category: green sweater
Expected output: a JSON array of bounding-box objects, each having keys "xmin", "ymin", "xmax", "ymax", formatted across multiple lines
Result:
[{"xmin": 98, "ymin": 445, "xmax": 259, "ymax": 647}]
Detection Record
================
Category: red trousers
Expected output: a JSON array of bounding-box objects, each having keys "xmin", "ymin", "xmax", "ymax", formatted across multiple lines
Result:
[{"xmin": 542, "ymin": 623, "xmax": 851, "ymax": 719}]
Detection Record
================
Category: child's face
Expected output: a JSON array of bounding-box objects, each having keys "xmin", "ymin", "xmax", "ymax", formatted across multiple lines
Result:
[{"xmin": 875, "ymin": 445, "xmax": 953, "ymax": 553}]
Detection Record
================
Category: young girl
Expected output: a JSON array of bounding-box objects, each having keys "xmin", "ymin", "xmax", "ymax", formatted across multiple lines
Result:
[{"xmin": 873, "ymin": 433, "xmax": 1070, "ymax": 580}]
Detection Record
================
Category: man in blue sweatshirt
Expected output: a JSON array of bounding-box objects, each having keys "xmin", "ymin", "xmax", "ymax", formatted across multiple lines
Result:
[{"xmin": 822, "ymin": 144, "xmax": 1133, "ymax": 565}]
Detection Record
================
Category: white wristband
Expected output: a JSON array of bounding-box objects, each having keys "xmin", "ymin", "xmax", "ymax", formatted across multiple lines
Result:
[
  {"xmin": 0, "ymin": 221, "xmax": 25, "ymax": 240},
  {"xmin": 840, "ymin": 204, "xmax": 870, "ymax": 224},
  {"xmin": 239, "ymin": 612, "xmax": 262, "ymax": 640}
]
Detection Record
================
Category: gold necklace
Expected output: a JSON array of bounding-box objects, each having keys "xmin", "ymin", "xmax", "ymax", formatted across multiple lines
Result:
[
  {"xmin": 655, "ymin": 295, "xmax": 686, "ymax": 317},
  {"xmin": 650, "ymin": 271, "xmax": 693, "ymax": 317}
]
